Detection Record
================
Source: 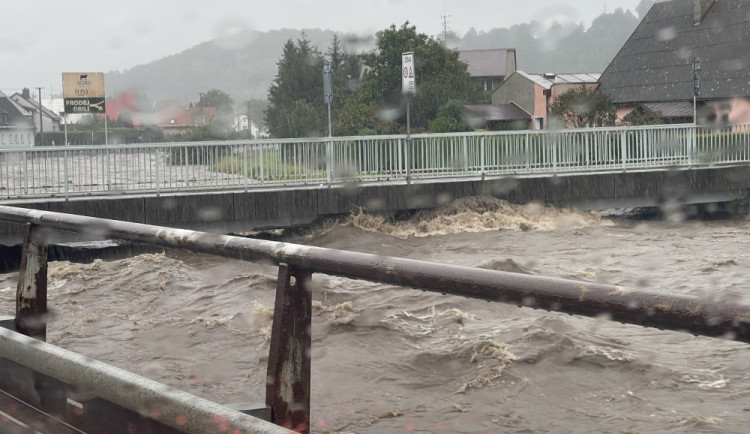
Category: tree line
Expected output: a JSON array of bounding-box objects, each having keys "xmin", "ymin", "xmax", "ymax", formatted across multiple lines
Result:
[{"xmin": 264, "ymin": 23, "xmax": 488, "ymax": 138}]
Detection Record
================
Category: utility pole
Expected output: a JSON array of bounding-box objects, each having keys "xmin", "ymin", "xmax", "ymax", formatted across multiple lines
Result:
[{"xmin": 36, "ymin": 87, "xmax": 43, "ymax": 146}]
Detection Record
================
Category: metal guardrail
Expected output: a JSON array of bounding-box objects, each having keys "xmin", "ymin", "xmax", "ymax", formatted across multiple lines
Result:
[
  {"xmin": 1, "ymin": 123, "xmax": 749, "ymax": 200},
  {"xmin": 1, "ymin": 205, "xmax": 750, "ymax": 432}
]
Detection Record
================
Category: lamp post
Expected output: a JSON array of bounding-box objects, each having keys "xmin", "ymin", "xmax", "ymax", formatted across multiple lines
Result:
[{"xmin": 692, "ymin": 57, "xmax": 701, "ymax": 125}]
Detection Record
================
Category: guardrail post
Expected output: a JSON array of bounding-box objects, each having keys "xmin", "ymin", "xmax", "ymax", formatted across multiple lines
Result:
[
  {"xmin": 621, "ymin": 130, "xmax": 627, "ymax": 170},
  {"xmin": 266, "ymin": 263, "xmax": 312, "ymax": 433},
  {"xmin": 23, "ymin": 151, "xmax": 28, "ymax": 194},
  {"xmin": 15, "ymin": 223, "xmax": 48, "ymax": 341},
  {"xmin": 462, "ymin": 136, "xmax": 469, "ymax": 173},
  {"xmin": 326, "ymin": 140, "xmax": 332, "ymax": 185},
  {"xmin": 480, "ymin": 136, "xmax": 485, "ymax": 178},
  {"xmin": 689, "ymin": 125, "xmax": 696, "ymax": 167},
  {"xmin": 64, "ymin": 149, "xmax": 69, "ymax": 199},
  {"xmin": 155, "ymin": 148, "xmax": 161, "ymax": 196}
]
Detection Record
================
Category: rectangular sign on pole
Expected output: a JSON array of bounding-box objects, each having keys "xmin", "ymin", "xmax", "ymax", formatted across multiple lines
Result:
[
  {"xmin": 62, "ymin": 72, "xmax": 106, "ymax": 114},
  {"xmin": 402, "ymin": 52, "xmax": 416, "ymax": 95}
]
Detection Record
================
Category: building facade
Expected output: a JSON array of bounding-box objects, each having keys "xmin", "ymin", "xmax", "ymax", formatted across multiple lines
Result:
[
  {"xmin": 598, "ymin": 0, "xmax": 750, "ymax": 125},
  {"xmin": 0, "ymin": 91, "xmax": 35, "ymax": 147},
  {"xmin": 491, "ymin": 71, "xmax": 601, "ymax": 129}
]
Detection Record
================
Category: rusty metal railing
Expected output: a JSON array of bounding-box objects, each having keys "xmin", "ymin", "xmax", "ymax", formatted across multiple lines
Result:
[{"xmin": 1, "ymin": 205, "xmax": 750, "ymax": 432}]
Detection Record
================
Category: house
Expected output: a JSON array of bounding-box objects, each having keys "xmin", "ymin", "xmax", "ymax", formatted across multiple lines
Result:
[
  {"xmin": 597, "ymin": 0, "xmax": 750, "ymax": 124},
  {"xmin": 9, "ymin": 88, "xmax": 61, "ymax": 133},
  {"xmin": 458, "ymin": 49, "xmax": 517, "ymax": 93},
  {"xmin": 103, "ymin": 92, "xmax": 141, "ymax": 126},
  {"xmin": 490, "ymin": 71, "xmax": 601, "ymax": 129},
  {"xmin": 151, "ymin": 101, "xmax": 217, "ymax": 136},
  {"xmin": 233, "ymin": 115, "xmax": 259, "ymax": 139},
  {"xmin": 0, "ymin": 90, "xmax": 35, "ymax": 147}
]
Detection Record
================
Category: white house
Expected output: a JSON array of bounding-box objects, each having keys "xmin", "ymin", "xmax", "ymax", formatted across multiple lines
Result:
[
  {"xmin": 233, "ymin": 115, "xmax": 259, "ymax": 139},
  {"xmin": 0, "ymin": 90, "xmax": 35, "ymax": 147}
]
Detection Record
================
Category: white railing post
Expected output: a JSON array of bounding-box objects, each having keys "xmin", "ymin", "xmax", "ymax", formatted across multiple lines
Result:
[
  {"xmin": 260, "ymin": 144, "xmax": 265, "ymax": 182},
  {"xmin": 243, "ymin": 143, "xmax": 249, "ymax": 192},
  {"xmin": 155, "ymin": 148, "xmax": 161, "ymax": 197},
  {"xmin": 480, "ymin": 136, "xmax": 485, "ymax": 177},
  {"xmin": 462, "ymin": 136, "xmax": 469, "ymax": 174},
  {"xmin": 621, "ymin": 131, "xmax": 627, "ymax": 170},
  {"xmin": 63, "ymin": 150, "xmax": 69, "ymax": 199},
  {"xmin": 326, "ymin": 140, "xmax": 332, "ymax": 185},
  {"xmin": 23, "ymin": 151, "xmax": 28, "ymax": 194},
  {"xmin": 552, "ymin": 134, "xmax": 558, "ymax": 173},
  {"xmin": 525, "ymin": 134, "xmax": 531, "ymax": 171},
  {"xmin": 690, "ymin": 125, "xmax": 696, "ymax": 167}
]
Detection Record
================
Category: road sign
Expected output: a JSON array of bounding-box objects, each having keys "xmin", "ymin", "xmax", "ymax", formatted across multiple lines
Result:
[
  {"xmin": 323, "ymin": 62, "xmax": 333, "ymax": 104},
  {"xmin": 62, "ymin": 73, "xmax": 106, "ymax": 114},
  {"xmin": 402, "ymin": 52, "xmax": 416, "ymax": 95}
]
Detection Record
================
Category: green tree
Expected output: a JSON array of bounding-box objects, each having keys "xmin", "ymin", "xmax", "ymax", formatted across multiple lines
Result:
[
  {"xmin": 428, "ymin": 99, "xmax": 471, "ymax": 133},
  {"xmin": 265, "ymin": 34, "xmax": 327, "ymax": 138},
  {"xmin": 623, "ymin": 106, "xmax": 664, "ymax": 126},
  {"xmin": 199, "ymin": 88, "xmax": 235, "ymax": 136},
  {"xmin": 354, "ymin": 22, "xmax": 484, "ymax": 130},
  {"xmin": 549, "ymin": 86, "xmax": 617, "ymax": 128}
]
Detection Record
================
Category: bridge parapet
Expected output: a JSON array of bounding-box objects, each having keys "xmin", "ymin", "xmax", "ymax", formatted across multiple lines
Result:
[{"xmin": 1, "ymin": 123, "xmax": 748, "ymax": 200}]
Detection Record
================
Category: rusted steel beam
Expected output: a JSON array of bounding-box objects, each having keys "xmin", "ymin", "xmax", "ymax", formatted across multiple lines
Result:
[
  {"xmin": 15, "ymin": 223, "xmax": 48, "ymax": 340},
  {"xmin": 266, "ymin": 264, "xmax": 312, "ymax": 433},
  {"xmin": 0, "ymin": 327, "xmax": 293, "ymax": 434},
  {"xmin": 2, "ymin": 205, "xmax": 750, "ymax": 343}
]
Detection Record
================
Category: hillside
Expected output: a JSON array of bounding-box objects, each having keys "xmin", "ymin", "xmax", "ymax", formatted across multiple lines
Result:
[{"xmin": 104, "ymin": 8, "xmax": 641, "ymax": 105}]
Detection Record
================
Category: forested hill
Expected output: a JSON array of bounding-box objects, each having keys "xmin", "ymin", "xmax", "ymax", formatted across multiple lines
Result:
[
  {"xmin": 459, "ymin": 8, "xmax": 640, "ymax": 73},
  {"xmin": 104, "ymin": 8, "xmax": 641, "ymax": 102}
]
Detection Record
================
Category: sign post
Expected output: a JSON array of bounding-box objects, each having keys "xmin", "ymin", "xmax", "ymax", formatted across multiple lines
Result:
[
  {"xmin": 62, "ymin": 73, "xmax": 107, "ymax": 144},
  {"xmin": 402, "ymin": 52, "xmax": 416, "ymax": 184},
  {"xmin": 323, "ymin": 62, "xmax": 334, "ymax": 185}
]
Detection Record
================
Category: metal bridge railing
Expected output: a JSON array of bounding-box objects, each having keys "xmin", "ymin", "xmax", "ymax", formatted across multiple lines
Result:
[
  {"xmin": 2, "ymin": 123, "xmax": 749, "ymax": 200},
  {"xmin": 1, "ymin": 205, "xmax": 750, "ymax": 432}
]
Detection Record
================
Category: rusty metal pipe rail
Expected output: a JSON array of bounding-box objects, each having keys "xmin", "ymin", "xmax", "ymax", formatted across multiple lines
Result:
[
  {"xmin": 0, "ymin": 326, "xmax": 290, "ymax": 434},
  {"xmin": 1, "ymin": 205, "xmax": 750, "ymax": 343}
]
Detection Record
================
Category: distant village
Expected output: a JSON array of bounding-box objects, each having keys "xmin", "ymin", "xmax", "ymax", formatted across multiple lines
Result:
[{"xmin": 1, "ymin": 0, "xmax": 748, "ymax": 147}]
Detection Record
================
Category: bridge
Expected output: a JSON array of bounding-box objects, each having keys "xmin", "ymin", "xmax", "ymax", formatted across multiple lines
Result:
[{"xmin": 1, "ymin": 123, "xmax": 749, "ymax": 243}]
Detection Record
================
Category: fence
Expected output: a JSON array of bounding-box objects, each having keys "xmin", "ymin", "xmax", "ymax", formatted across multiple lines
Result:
[
  {"xmin": 1, "ymin": 205, "xmax": 750, "ymax": 432},
  {"xmin": 2, "ymin": 123, "xmax": 749, "ymax": 200}
]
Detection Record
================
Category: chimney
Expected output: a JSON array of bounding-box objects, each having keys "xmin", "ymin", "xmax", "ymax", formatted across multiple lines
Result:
[
  {"xmin": 22, "ymin": 88, "xmax": 30, "ymax": 99},
  {"xmin": 694, "ymin": 0, "xmax": 717, "ymax": 25}
]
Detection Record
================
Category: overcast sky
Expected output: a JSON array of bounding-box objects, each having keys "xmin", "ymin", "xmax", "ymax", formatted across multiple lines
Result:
[{"xmin": 1, "ymin": 0, "xmax": 643, "ymax": 96}]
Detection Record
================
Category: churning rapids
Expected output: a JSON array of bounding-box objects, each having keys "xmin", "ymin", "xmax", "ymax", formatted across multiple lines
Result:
[{"xmin": 2, "ymin": 196, "xmax": 749, "ymax": 433}]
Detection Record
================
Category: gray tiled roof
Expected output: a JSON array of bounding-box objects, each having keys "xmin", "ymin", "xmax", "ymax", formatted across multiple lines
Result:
[
  {"xmin": 464, "ymin": 104, "xmax": 530, "ymax": 121},
  {"xmin": 517, "ymin": 71, "xmax": 602, "ymax": 89},
  {"xmin": 598, "ymin": 0, "xmax": 750, "ymax": 104},
  {"xmin": 459, "ymin": 49, "xmax": 510, "ymax": 77},
  {"xmin": 643, "ymin": 101, "xmax": 695, "ymax": 117}
]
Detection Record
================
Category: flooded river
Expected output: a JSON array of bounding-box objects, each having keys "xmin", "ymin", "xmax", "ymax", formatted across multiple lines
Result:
[{"xmin": 1, "ymin": 196, "xmax": 749, "ymax": 433}]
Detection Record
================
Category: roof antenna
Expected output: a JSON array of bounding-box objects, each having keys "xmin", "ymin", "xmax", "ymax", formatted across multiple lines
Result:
[{"xmin": 441, "ymin": 1, "xmax": 451, "ymax": 46}]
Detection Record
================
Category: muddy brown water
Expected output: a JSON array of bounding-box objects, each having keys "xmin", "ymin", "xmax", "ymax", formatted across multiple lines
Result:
[{"xmin": 1, "ymin": 197, "xmax": 748, "ymax": 433}]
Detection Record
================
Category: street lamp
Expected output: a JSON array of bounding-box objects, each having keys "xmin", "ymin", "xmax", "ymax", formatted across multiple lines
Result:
[{"xmin": 692, "ymin": 57, "xmax": 701, "ymax": 125}]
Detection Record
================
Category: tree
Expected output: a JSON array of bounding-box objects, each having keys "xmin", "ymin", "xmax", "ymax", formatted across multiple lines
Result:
[
  {"xmin": 200, "ymin": 88, "xmax": 235, "ymax": 135},
  {"xmin": 549, "ymin": 86, "xmax": 617, "ymax": 128},
  {"xmin": 265, "ymin": 34, "xmax": 327, "ymax": 138},
  {"xmin": 353, "ymin": 22, "xmax": 484, "ymax": 130},
  {"xmin": 623, "ymin": 106, "xmax": 664, "ymax": 126},
  {"xmin": 428, "ymin": 100, "xmax": 471, "ymax": 133}
]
